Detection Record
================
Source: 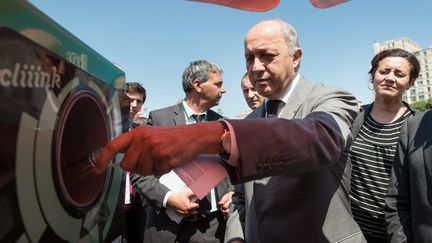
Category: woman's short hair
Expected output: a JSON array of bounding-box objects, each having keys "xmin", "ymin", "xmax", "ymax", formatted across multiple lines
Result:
[{"xmin": 369, "ymin": 48, "xmax": 420, "ymax": 84}]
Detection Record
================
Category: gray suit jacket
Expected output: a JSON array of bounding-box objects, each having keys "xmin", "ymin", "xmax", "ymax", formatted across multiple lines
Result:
[
  {"xmin": 131, "ymin": 103, "xmax": 232, "ymax": 242},
  {"xmin": 225, "ymin": 77, "xmax": 366, "ymax": 243},
  {"xmin": 385, "ymin": 110, "xmax": 432, "ymax": 243}
]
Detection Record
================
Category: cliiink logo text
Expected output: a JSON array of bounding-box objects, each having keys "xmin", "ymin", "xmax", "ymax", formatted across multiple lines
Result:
[{"xmin": 0, "ymin": 62, "xmax": 61, "ymax": 89}]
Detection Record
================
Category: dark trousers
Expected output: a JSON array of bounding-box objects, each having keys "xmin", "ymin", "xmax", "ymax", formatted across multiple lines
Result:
[
  {"xmin": 175, "ymin": 211, "xmax": 226, "ymax": 243},
  {"xmin": 125, "ymin": 191, "xmax": 147, "ymax": 243},
  {"xmin": 364, "ymin": 234, "xmax": 388, "ymax": 243},
  {"xmin": 143, "ymin": 210, "xmax": 226, "ymax": 243}
]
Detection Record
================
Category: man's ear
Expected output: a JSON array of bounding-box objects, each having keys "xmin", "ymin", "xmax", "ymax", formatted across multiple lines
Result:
[
  {"xmin": 292, "ymin": 48, "xmax": 302, "ymax": 69},
  {"xmin": 193, "ymin": 80, "xmax": 202, "ymax": 92}
]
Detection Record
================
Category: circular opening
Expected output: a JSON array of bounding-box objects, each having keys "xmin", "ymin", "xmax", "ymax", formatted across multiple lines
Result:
[{"xmin": 55, "ymin": 90, "xmax": 109, "ymax": 209}]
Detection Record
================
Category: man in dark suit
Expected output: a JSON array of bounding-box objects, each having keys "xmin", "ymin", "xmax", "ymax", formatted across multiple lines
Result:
[
  {"xmin": 96, "ymin": 20, "xmax": 365, "ymax": 242},
  {"xmin": 130, "ymin": 60, "xmax": 233, "ymax": 243},
  {"xmin": 125, "ymin": 82, "xmax": 147, "ymax": 128},
  {"xmin": 124, "ymin": 82, "xmax": 147, "ymax": 243},
  {"xmin": 385, "ymin": 110, "xmax": 432, "ymax": 243},
  {"xmin": 240, "ymin": 72, "xmax": 264, "ymax": 110}
]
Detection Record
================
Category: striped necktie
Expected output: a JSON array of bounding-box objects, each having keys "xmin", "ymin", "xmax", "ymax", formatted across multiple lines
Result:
[{"xmin": 192, "ymin": 114, "xmax": 205, "ymax": 123}]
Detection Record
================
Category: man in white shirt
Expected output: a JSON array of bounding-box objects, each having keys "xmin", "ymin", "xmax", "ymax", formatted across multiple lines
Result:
[{"xmin": 130, "ymin": 60, "xmax": 233, "ymax": 243}]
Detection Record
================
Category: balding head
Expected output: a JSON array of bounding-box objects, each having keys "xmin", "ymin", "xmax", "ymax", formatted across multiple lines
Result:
[
  {"xmin": 245, "ymin": 20, "xmax": 300, "ymax": 57},
  {"xmin": 244, "ymin": 19, "xmax": 302, "ymax": 100}
]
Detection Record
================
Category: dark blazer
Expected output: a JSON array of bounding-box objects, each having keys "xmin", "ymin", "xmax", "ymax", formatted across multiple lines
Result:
[
  {"xmin": 131, "ymin": 103, "xmax": 232, "ymax": 243},
  {"xmin": 225, "ymin": 77, "xmax": 366, "ymax": 243},
  {"xmin": 385, "ymin": 110, "xmax": 432, "ymax": 243}
]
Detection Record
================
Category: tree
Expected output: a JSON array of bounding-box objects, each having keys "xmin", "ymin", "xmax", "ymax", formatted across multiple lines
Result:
[
  {"xmin": 411, "ymin": 100, "xmax": 427, "ymax": 111},
  {"xmin": 426, "ymin": 97, "xmax": 432, "ymax": 110},
  {"xmin": 410, "ymin": 98, "xmax": 432, "ymax": 111}
]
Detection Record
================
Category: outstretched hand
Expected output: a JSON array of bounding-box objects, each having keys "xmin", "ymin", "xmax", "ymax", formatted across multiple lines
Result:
[{"xmin": 94, "ymin": 122, "xmax": 225, "ymax": 176}]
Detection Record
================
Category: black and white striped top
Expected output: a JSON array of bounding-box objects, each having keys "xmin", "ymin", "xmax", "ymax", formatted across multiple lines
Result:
[{"xmin": 350, "ymin": 109, "xmax": 413, "ymax": 239}]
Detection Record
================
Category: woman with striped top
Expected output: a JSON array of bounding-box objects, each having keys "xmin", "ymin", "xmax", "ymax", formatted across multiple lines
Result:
[{"xmin": 349, "ymin": 48, "xmax": 420, "ymax": 242}]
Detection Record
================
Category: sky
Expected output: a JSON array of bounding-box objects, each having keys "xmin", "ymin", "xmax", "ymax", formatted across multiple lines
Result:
[{"xmin": 29, "ymin": 0, "xmax": 431, "ymax": 118}]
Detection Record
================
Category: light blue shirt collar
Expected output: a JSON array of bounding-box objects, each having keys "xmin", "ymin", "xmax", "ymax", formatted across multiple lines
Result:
[{"xmin": 181, "ymin": 100, "xmax": 207, "ymax": 124}]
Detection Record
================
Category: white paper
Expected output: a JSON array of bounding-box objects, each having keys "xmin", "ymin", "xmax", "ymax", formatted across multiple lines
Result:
[
  {"xmin": 159, "ymin": 170, "xmax": 192, "ymax": 223},
  {"xmin": 159, "ymin": 154, "xmax": 228, "ymax": 223},
  {"xmin": 125, "ymin": 171, "xmax": 131, "ymax": 204}
]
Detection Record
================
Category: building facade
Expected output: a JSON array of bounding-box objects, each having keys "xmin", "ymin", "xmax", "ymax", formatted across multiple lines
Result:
[{"xmin": 373, "ymin": 37, "xmax": 432, "ymax": 103}]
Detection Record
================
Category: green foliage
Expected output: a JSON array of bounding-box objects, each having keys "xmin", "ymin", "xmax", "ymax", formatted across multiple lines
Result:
[
  {"xmin": 426, "ymin": 98, "xmax": 432, "ymax": 110},
  {"xmin": 411, "ymin": 98, "xmax": 432, "ymax": 111},
  {"xmin": 411, "ymin": 101, "xmax": 427, "ymax": 111}
]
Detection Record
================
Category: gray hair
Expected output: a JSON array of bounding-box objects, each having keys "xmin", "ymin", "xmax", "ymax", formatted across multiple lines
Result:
[
  {"xmin": 273, "ymin": 19, "xmax": 301, "ymax": 57},
  {"xmin": 182, "ymin": 60, "xmax": 223, "ymax": 93}
]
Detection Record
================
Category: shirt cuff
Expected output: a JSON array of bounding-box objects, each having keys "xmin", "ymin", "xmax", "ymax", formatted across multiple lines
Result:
[
  {"xmin": 163, "ymin": 191, "xmax": 173, "ymax": 208},
  {"xmin": 221, "ymin": 120, "xmax": 239, "ymax": 167}
]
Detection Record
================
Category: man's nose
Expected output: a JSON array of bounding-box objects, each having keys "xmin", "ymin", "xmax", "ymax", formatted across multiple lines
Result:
[
  {"xmin": 253, "ymin": 57, "xmax": 265, "ymax": 72},
  {"xmin": 131, "ymin": 100, "xmax": 138, "ymax": 107},
  {"xmin": 220, "ymin": 86, "xmax": 227, "ymax": 94},
  {"xmin": 247, "ymin": 90, "xmax": 255, "ymax": 98}
]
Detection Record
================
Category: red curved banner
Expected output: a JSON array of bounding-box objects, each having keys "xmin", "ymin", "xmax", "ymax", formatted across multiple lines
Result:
[
  {"xmin": 189, "ymin": 0, "xmax": 280, "ymax": 12},
  {"xmin": 309, "ymin": 0, "xmax": 349, "ymax": 9},
  {"xmin": 188, "ymin": 0, "xmax": 349, "ymax": 11}
]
